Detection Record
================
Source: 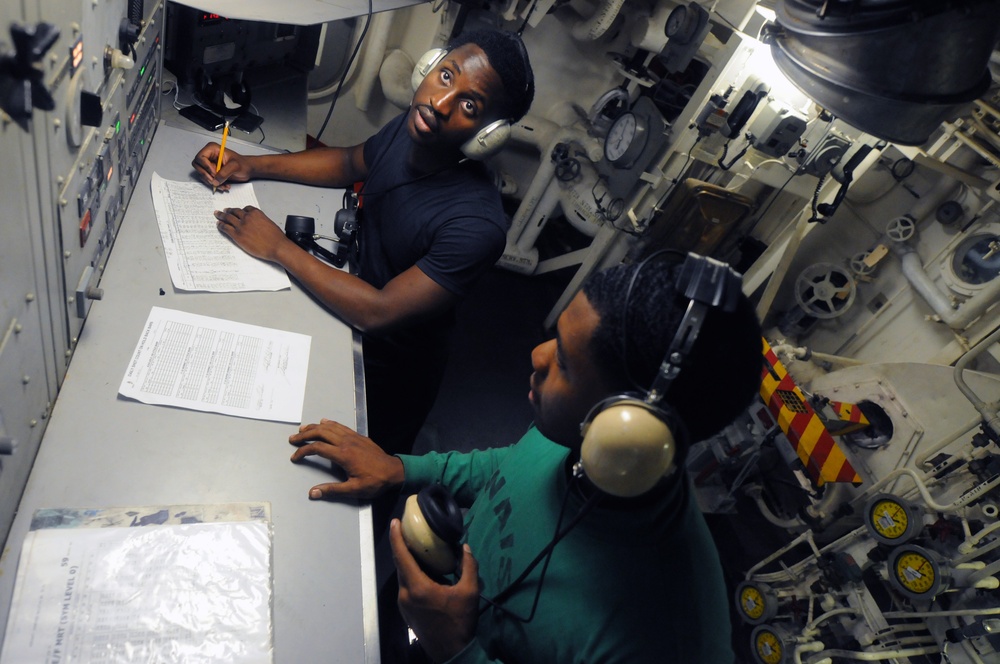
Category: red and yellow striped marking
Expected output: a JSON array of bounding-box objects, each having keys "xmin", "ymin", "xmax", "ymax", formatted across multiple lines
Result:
[
  {"xmin": 830, "ymin": 401, "xmax": 870, "ymax": 426},
  {"xmin": 761, "ymin": 339, "xmax": 862, "ymax": 486}
]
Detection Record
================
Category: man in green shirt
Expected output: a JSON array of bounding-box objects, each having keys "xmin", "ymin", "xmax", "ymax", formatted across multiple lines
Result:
[{"xmin": 289, "ymin": 252, "xmax": 762, "ymax": 663}]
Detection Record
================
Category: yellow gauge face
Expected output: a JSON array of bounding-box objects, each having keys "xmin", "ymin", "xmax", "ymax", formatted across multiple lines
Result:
[
  {"xmin": 871, "ymin": 499, "xmax": 908, "ymax": 539},
  {"xmin": 754, "ymin": 629, "xmax": 783, "ymax": 664},
  {"xmin": 740, "ymin": 586, "xmax": 766, "ymax": 620},
  {"xmin": 895, "ymin": 551, "xmax": 936, "ymax": 595}
]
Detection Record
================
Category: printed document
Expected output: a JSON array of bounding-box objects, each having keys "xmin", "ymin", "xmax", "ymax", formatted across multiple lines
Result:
[
  {"xmin": 151, "ymin": 172, "xmax": 290, "ymax": 292},
  {"xmin": 119, "ymin": 306, "xmax": 311, "ymax": 423},
  {"xmin": 0, "ymin": 516, "xmax": 273, "ymax": 663}
]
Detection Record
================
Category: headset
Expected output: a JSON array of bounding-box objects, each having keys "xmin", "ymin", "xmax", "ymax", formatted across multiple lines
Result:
[
  {"xmin": 196, "ymin": 70, "xmax": 253, "ymax": 118},
  {"xmin": 575, "ymin": 251, "xmax": 744, "ymax": 498},
  {"xmin": 409, "ymin": 34, "xmax": 530, "ymax": 161}
]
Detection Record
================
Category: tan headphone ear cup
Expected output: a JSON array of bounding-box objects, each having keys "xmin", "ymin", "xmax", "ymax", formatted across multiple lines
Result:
[
  {"xmin": 580, "ymin": 400, "xmax": 676, "ymax": 498},
  {"xmin": 400, "ymin": 494, "xmax": 458, "ymax": 576},
  {"xmin": 411, "ymin": 48, "xmax": 447, "ymax": 92}
]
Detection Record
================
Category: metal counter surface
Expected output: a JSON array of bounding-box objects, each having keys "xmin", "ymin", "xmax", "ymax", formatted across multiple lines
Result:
[{"xmin": 0, "ymin": 122, "xmax": 377, "ymax": 663}]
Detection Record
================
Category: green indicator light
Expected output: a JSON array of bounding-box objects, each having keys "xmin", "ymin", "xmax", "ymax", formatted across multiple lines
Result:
[
  {"xmin": 140, "ymin": 139, "xmax": 145, "ymax": 145},
  {"xmin": 115, "ymin": 120, "xmax": 121, "ymax": 133},
  {"xmin": 140, "ymin": 65, "xmax": 146, "ymax": 76}
]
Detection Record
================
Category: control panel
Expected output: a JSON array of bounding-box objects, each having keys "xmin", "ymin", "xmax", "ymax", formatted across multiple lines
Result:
[
  {"xmin": 22, "ymin": 0, "xmax": 163, "ymax": 364},
  {"xmin": 0, "ymin": 0, "xmax": 163, "ymax": 544}
]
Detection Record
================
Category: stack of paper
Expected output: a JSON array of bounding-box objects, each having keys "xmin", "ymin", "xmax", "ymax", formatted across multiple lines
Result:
[{"xmin": 0, "ymin": 505, "xmax": 273, "ymax": 663}]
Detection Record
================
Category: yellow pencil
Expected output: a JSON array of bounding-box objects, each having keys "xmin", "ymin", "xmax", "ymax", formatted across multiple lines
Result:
[{"xmin": 213, "ymin": 120, "xmax": 230, "ymax": 193}]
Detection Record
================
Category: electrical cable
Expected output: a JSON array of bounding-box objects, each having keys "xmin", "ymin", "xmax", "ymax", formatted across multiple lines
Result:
[
  {"xmin": 718, "ymin": 134, "xmax": 755, "ymax": 171},
  {"xmin": 808, "ymin": 173, "xmax": 828, "ymax": 223},
  {"xmin": 517, "ymin": 0, "xmax": 539, "ymax": 35},
  {"xmin": 478, "ymin": 478, "xmax": 601, "ymax": 622},
  {"xmin": 315, "ymin": 0, "xmax": 373, "ymax": 143},
  {"xmin": 741, "ymin": 168, "xmax": 799, "ymax": 238}
]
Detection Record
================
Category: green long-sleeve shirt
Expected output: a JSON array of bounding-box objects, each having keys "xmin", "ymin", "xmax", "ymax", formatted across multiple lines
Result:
[{"xmin": 399, "ymin": 427, "xmax": 734, "ymax": 664}]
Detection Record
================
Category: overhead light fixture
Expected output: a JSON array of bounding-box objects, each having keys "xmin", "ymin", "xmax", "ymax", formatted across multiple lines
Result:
[{"xmin": 762, "ymin": 0, "xmax": 1000, "ymax": 146}]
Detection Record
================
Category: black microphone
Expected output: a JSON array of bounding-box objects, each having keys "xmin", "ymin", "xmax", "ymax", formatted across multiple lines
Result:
[{"xmin": 284, "ymin": 215, "xmax": 346, "ymax": 267}]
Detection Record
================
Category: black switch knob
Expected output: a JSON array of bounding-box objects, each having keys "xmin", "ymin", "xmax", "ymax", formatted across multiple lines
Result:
[{"xmin": 0, "ymin": 22, "xmax": 59, "ymax": 129}]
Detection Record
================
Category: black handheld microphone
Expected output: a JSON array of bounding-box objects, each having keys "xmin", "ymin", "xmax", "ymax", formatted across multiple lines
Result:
[{"xmin": 284, "ymin": 215, "xmax": 347, "ymax": 267}]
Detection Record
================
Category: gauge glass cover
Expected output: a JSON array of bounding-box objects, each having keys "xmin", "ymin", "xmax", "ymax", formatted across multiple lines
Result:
[
  {"xmin": 604, "ymin": 113, "xmax": 637, "ymax": 163},
  {"xmin": 754, "ymin": 629, "xmax": 783, "ymax": 664}
]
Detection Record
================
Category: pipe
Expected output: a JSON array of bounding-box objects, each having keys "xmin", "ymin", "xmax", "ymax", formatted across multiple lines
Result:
[
  {"xmin": 899, "ymin": 249, "xmax": 958, "ymax": 315},
  {"xmin": 967, "ymin": 556, "xmax": 1000, "ymax": 586},
  {"xmin": 944, "ymin": 121, "xmax": 1000, "ymax": 169},
  {"xmin": 884, "ymin": 606, "xmax": 1000, "ymax": 619},
  {"xmin": 510, "ymin": 114, "xmax": 563, "ymax": 154},
  {"xmin": 953, "ymin": 324, "xmax": 1000, "ymax": 438},
  {"xmin": 915, "ymin": 414, "xmax": 981, "ymax": 468},
  {"xmin": 805, "ymin": 608, "xmax": 859, "ymax": 632},
  {"xmin": 894, "ymin": 215, "xmax": 1000, "ymax": 330},
  {"xmin": 794, "ymin": 641, "xmax": 827, "ymax": 664},
  {"xmin": 862, "ymin": 466, "xmax": 1000, "ymax": 513},
  {"xmin": 309, "ymin": 20, "xmax": 366, "ymax": 101},
  {"xmin": 506, "ymin": 129, "xmax": 603, "ymax": 246},
  {"xmin": 959, "ymin": 520, "xmax": 1000, "ymax": 555},
  {"xmin": 378, "ymin": 49, "xmax": 416, "ymax": 109},
  {"xmin": 515, "ymin": 178, "xmax": 562, "ymax": 254},
  {"xmin": 887, "ymin": 147, "xmax": 1000, "ymax": 329},
  {"xmin": 771, "ymin": 343, "xmax": 865, "ymax": 368},
  {"xmin": 752, "ymin": 526, "xmax": 869, "ymax": 584},
  {"xmin": 353, "ymin": 11, "xmax": 395, "ymax": 112},
  {"xmin": 571, "ymin": 0, "xmax": 626, "ymax": 41},
  {"xmin": 750, "ymin": 488, "xmax": 807, "ymax": 529},
  {"xmin": 805, "ymin": 646, "xmax": 939, "ymax": 662},
  {"xmin": 746, "ymin": 530, "xmax": 820, "ymax": 578}
]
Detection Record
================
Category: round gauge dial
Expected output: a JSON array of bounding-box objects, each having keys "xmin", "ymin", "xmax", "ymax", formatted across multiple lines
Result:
[
  {"xmin": 603, "ymin": 111, "xmax": 648, "ymax": 169},
  {"xmin": 872, "ymin": 498, "xmax": 908, "ymax": 539},
  {"xmin": 864, "ymin": 494, "xmax": 921, "ymax": 545},
  {"xmin": 751, "ymin": 626, "xmax": 785, "ymax": 664},
  {"xmin": 666, "ymin": 6, "xmax": 696, "ymax": 43},
  {"xmin": 889, "ymin": 545, "xmax": 943, "ymax": 601},
  {"xmin": 736, "ymin": 581, "xmax": 776, "ymax": 625}
]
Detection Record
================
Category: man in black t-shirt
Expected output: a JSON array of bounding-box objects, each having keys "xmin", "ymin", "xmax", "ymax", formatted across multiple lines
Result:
[{"xmin": 191, "ymin": 30, "xmax": 534, "ymax": 460}]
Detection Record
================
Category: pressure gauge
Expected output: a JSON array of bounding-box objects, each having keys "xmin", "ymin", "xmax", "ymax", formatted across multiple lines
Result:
[
  {"xmin": 735, "ymin": 581, "xmax": 777, "ymax": 625},
  {"xmin": 888, "ymin": 544, "xmax": 944, "ymax": 601},
  {"xmin": 751, "ymin": 624, "xmax": 790, "ymax": 664},
  {"xmin": 665, "ymin": 5, "xmax": 698, "ymax": 44},
  {"xmin": 864, "ymin": 494, "xmax": 922, "ymax": 545},
  {"xmin": 603, "ymin": 111, "xmax": 648, "ymax": 169}
]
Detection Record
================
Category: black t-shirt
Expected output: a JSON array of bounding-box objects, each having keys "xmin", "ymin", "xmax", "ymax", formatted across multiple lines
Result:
[
  {"xmin": 358, "ymin": 112, "xmax": 508, "ymax": 357},
  {"xmin": 359, "ymin": 113, "xmax": 508, "ymax": 296}
]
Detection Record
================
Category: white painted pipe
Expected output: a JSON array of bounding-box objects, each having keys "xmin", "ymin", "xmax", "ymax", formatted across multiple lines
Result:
[
  {"xmin": 354, "ymin": 11, "xmax": 395, "ymax": 112},
  {"xmin": 953, "ymin": 322, "xmax": 1000, "ymax": 438},
  {"xmin": 899, "ymin": 250, "xmax": 957, "ymax": 316},
  {"xmin": 571, "ymin": 0, "xmax": 626, "ymax": 41},
  {"xmin": 510, "ymin": 114, "xmax": 562, "ymax": 152},
  {"xmin": 308, "ymin": 21, "xmax": 365, "ymax": 101},
  {"xmin": 507, "ymin": 129, "xmax": 603, "ymax": 245},
  {"xmin": 886, "ymin": 150, "xmax": 1000, "ymax": 330},
  {"xmin": 793, "ymin": 641, "xmax": 827, "ymax": 664},
  {"xmin": 378, "ymin": 49, "xmax": 416, "ymax": 109},
  {"xmin": 804, "ymin": 646, "xmax": 940, "ymax": 662},
  {"xmin": 944, "ymin": 269, "xmax": 1000, "ymax": 329},
  {"xmin": 516, "ymin": 178, "xmax": 563, "ymax": 253}
]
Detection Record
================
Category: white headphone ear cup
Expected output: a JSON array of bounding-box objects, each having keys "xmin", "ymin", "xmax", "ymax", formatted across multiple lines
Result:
[
  {"xmin": 461, "ymin": 118, "xmax": 511, "ymax": 160},
  {"xmin": 411, "ymin": 48, "xmax": 448, "ymax": 92},
  {"xmin": 580, "ymin": 401, "xmax": 676, "ymax": 498}
]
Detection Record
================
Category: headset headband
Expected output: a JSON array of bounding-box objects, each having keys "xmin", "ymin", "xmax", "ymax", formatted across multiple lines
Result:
[{"xmin": 646, "ymin": 253, "xmax": 743, "ymax": 405}]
